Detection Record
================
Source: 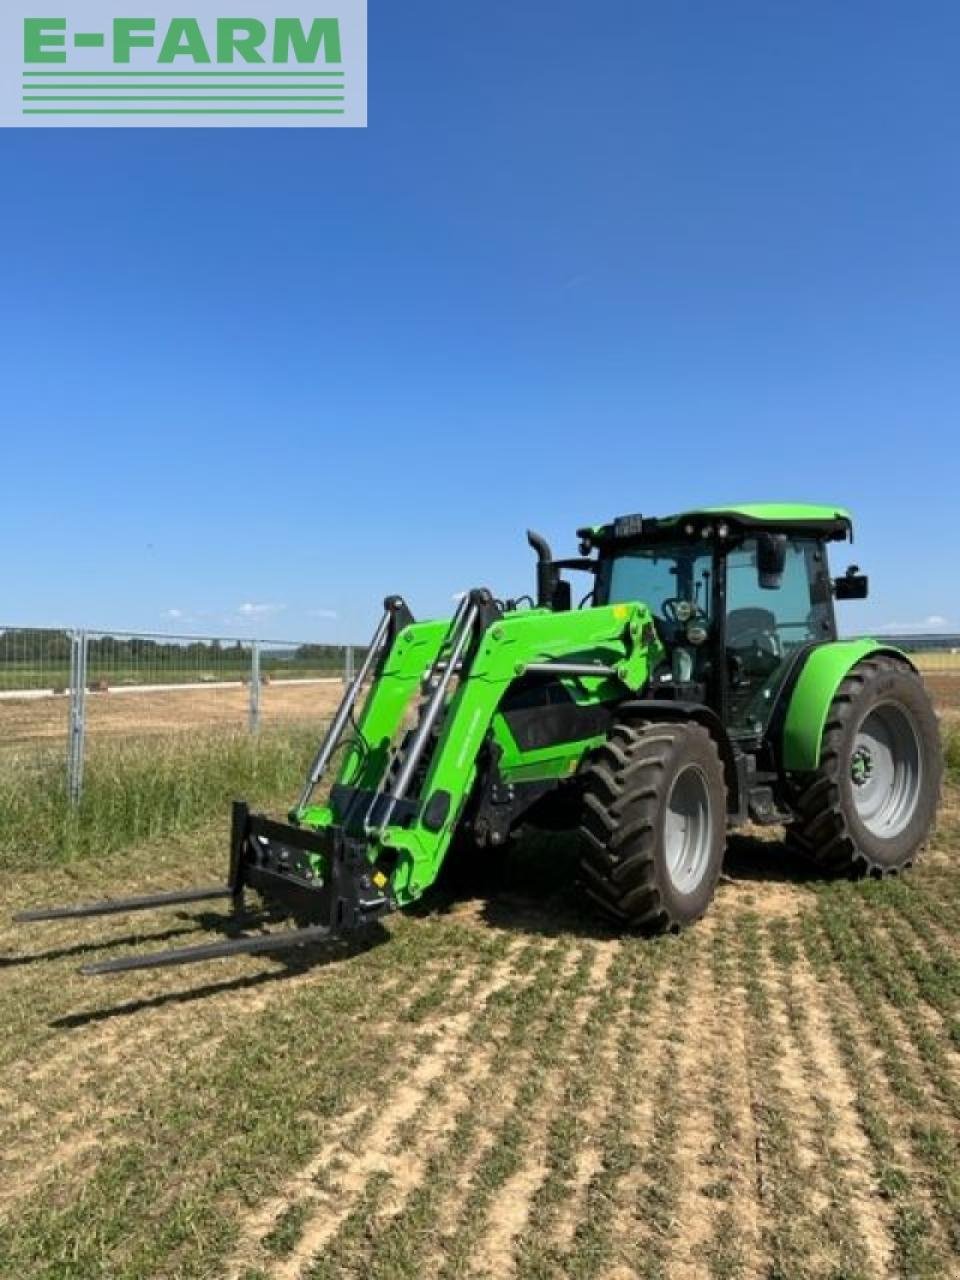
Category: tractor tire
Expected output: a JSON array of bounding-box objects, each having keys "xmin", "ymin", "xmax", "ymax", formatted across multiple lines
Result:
[
  {"xmin": 579, "ymin": 721, "xmax": 727, "ymax": 932},
  {"xmin": 787, "ymin": 656, "xmax": 942, "ymax": 876}
]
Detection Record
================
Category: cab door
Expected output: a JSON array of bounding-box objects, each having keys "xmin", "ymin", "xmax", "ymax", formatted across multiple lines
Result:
[{"xmin": 723, "ymin": 537, "xmax": 835, "ymax": 736}]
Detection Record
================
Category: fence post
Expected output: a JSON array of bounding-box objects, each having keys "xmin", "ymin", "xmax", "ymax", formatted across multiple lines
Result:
[
  {"xmin": 344, "ymin": 644, "xmax": 354, "ymax": 685},
  {"xmin": 67, "ymin": 630, "xmax": 88, "ymax": 806},
  {"xmin": 249, "ymin": 641, "xmax": 261, "ymax": 733}
]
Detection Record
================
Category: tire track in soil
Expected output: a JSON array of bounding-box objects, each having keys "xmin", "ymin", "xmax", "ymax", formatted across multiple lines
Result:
[
  {"xmin": 429, "ymin": 944, "xmax": 601, "ymax": 1280},
  {"xmin": 629, "ymin": 925, "xmax": 726, "ymax": 1280},
  {"xmin": 686, "ymin": 921, "xmax": 768, "ymax": 1280},
  {"xmin": 767, "ymin": 917, "xmax": 894, "ymax": 1279},
  {"xmin": 692, "ymin": 920, "xmax": 764, "ymax": 1280},
  {"xmin": 365, "ymin": 940, "xmax": 593, "ymax": 1280},
  {"xmin": 784, "ymin": 927, "xmax": 898, "ymax": 1278},
  {"xmin": 586, "ymin": 938, "xmax": 682, "ymax": 1279},
  {"xmin": 299, "ymin": 939, "xmax": 592, "ymax": 1280},
  {"xmin": 479, "ymin": 940, "xmax": 623, "ymax": 1278},
  {"xmin": 801, "ymin": 908, "xmax": 956, "ymax": 1276},
  {"xmin": 539, "ymin": 944, "xmax": 631, "ymax": 1263},
  {"xmin": 227, "ymin": 937, "xmax": 557, "ymax": 1280},
  {"xmin": 312, "ymin": 937, "xmax": 594, "ymax": 1280},
  {"xmin": 735, "ymin": 911, "xmax": 846, "ymax": 1280}
]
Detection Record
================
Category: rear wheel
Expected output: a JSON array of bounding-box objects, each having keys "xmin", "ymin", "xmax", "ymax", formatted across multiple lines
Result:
[
  {"xmin": 788, "ymin": 656, "xmax": 941, "ymax": 875},
  {"xmin": 579, "ymin": 721, "xmax": 727, "ymax": 931}
]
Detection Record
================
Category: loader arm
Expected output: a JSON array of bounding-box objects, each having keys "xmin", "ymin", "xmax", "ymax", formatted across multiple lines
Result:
[{"xmin": 299, "ymin": 593, "xmax": 661, "ymax": 908}]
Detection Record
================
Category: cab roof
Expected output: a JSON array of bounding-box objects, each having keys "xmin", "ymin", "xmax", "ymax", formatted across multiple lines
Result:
[{"xmin": 580, "ymin": 503, "xmax": 853, "ymax": 546}]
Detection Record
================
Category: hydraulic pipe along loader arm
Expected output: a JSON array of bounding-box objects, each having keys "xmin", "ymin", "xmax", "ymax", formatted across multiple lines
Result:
[{"xmin": 15, "ymin": 503, "xmax": 942, "ymax": 972}]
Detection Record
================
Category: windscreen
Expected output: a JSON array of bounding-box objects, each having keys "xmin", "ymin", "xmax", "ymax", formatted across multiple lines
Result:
[{"xmin": 597, "ymin": 544, "xmax": 714, "ymax": 625}]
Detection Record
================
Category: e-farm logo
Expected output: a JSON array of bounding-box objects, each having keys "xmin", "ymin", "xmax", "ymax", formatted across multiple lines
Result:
[{"xmin": 2, "ymin": 1, "xmax": 366, "ymax": 126}]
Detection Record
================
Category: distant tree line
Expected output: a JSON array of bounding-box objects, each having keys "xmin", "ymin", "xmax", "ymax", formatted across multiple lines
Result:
[{"xmin": 0, "ymin": 631, "xmax": 359, "ymax": 671}]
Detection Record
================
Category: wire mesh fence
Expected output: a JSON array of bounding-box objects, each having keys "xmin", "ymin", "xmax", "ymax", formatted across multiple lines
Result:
[
  {"xmin": 0, "ymin": 625, "xmax": 361, "ymax": 803},
  {"xmin": 1, "ymin": 622, "xmax": 957, "ymax": 809}
]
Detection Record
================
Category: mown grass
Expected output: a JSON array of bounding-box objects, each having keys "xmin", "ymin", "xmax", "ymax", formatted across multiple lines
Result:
[
  {"xmin": 1, "ymin": 813, "xmax": 959, "ymax": 1280},
  {"xmin": 0, "ymin": 727, "xmax": 319, "ymax": 869},
  {"xmin": 0, "ymin": 915, "xmax": 515, "ymax": 1279},
  {"xmin": 0, "ymin": 715, "xmax": 957, "ymax": 1278}
]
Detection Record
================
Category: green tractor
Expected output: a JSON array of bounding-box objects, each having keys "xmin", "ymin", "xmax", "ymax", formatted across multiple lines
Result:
[{"xmin": 17, "ymin": 503, "xmax": 943, "ymax": 973}]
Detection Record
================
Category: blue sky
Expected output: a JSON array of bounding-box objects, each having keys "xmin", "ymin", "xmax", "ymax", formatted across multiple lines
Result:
[{"xmin": 1, "ymin": 1, "xmax": 958, "ymax": 642}]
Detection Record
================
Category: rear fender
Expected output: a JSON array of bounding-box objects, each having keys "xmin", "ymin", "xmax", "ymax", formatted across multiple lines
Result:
[{"xmin": 781, "ymin": 641, "xmax": 916, "ymax": 773}]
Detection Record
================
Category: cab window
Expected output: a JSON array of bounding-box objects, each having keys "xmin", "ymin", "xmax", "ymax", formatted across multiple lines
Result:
[{"xmin": 725, "ymin": 537, "xmax": 833, "ymax": 733}]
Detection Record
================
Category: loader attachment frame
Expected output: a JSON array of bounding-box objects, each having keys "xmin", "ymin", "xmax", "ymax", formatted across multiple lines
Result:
[{"xmin": 16, "ymin": 800, "xmax": 395, "ymax": 975}]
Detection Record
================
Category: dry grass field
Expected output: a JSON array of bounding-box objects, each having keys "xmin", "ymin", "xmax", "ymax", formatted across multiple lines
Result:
[
  {"xmin": 0, "ymin": 681, "xmax": 345, "ymax": 750},
  {"xmin": 919, "ymin": 673, "xmax": 960, "ymax": 722},
  {"xmin": 0, "ymin": 672, "xmax": 957, "ymax": 1280},
  {"xmin": 1, "ymin": 664, "xmax": 957, "ymax": 752}
]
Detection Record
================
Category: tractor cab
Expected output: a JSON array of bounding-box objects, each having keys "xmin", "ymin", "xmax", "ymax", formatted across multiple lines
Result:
[{"xmin": 581, "ymin": 504, "xmax": 865, "ymax": 741}]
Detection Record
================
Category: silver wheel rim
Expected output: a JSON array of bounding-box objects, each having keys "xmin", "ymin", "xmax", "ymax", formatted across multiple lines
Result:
[
  {"xmin": 850, "ymin": 702, "xmax": 921, "ymax": 839},
  {"xmin": 664, "ymin": 764, "xmax": 713, "ymax": 894}
]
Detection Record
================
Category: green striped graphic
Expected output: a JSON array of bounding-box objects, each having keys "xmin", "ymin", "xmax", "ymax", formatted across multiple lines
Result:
[
  {"xmin": 23, "ymin": 95, "xmax": 345, "ymax": 101},
  {"xmin": 23, "ymin": 108, "xmax": 346, "ymax": 114}
]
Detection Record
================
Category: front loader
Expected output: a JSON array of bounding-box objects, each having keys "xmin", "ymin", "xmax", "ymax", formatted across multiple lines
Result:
[{"xmin": 16, "ymin": 504, "xmax": 943, "ymax": 973}]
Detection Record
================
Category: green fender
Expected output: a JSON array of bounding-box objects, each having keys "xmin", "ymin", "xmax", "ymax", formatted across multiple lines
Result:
[{"xmin": 781, "ymin": 640, "xmax": 915, "ymax": 772}]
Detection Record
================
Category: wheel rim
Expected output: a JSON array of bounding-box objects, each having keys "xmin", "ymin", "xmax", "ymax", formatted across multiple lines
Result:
[
  {"xmin": 850, "ymin": 701, "xmax": 922, "ymax": 839},
  {"xmin": 664, "ymin": 764, "xmax": 713, "ymax": 894}
]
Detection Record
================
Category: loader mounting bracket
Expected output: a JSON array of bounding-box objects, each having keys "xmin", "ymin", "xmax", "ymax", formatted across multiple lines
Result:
[{"xmin": 232, "ymin": 801, "xmax": 395, "ymax": 931}]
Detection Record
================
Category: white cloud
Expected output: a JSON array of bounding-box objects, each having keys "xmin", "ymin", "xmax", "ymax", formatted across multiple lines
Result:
[
  {"xmin": 876, "ymin": 614, "xmax": 953, "ymax": 633},
  {"xmin": 165, "ymin": 608, "xmax": 185, "ymax": 619},
  {"xmin": 237, "ymin": 602, "xmax": 286, "ymax": 617}
]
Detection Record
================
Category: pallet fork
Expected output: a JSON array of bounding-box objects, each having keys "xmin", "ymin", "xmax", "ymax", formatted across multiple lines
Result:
[{"xmin": 14, "ymin": 800, "xmax": 390, "ymax": 975}]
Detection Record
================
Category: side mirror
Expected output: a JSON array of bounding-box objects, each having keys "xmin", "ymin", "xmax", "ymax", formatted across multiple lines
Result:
[
  {"xmin": 756, "ymin": 533, "xmax": 787, "ymax": 590},
  {"xmin": 834, "ymin": 565, "xmax": 869, "ymax": 600}
]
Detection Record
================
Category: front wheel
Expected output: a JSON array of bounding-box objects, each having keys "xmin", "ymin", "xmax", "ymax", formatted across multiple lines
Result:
[
  {"xmin": 578, "ymin": 721, "xmax": 727, "ymax": 932},
  {"xmin": 788, "ymin": 656, "xmax": 942, "ymax": 875}
]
